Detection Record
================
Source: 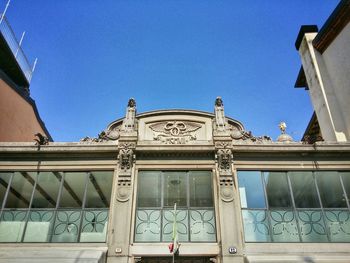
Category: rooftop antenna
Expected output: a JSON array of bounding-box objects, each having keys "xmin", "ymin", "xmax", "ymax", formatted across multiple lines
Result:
[
  {"xmin": 32, "ymin": 58, "xmax": 38, "ymax": 72},
  {"xmin": 0, "ymin": 0, "xmax": 11, "ymax": 25},
  {"xmin": 14, "ymin": 31, "xmax": 25, "ymax": 58}
]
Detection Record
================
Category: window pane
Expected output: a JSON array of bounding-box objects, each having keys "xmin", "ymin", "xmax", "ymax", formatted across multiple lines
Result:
[
  {"xmin": 137, "ymin": 171, "xmax": 161, "ymax": 207},
  {"xmin": 31, "ymin": 172, "xmax": 62, "ymax": 208},
  {"xmin": 5, "ymin": 172, "xmax": 35, "ymax": 208},
  {"xmin": 23, "ymin": 210, "xmax": 55, "ymax": 242},
  {"xmin": 135, "ymin": 209, "xmax": 161, "ymax": 242},
  {"xmin": 163, "ymin": 209, "xmax": 188, "ymax": 242},
  {"xmin": 316, "ymin": 171, "xmax": 347, "ymax": 208},
  {"xmin": 51, "ymin": 210, "xmax": 82, "ymax": 242},
  {"xmin": 85, "ymin": 172, "xmax": 113, "ymax": 208},
  {"xmin": 163, "ymin": 172, "xmax": 187, "ymax": 207},
  {"xmin": 189, "ymin": 171, "xmax": 213, "ymax": 207},
  {"xmin": 264, "ymin": 172, "xmax": 292, "ymax": 208},
  {"xmin": 59, "ymin": 172, "xmax": 87, "ymax": 208},
  {"xmin": 324, "ymin": 210, "xmax": 350, "ymax": 242},
  {"xmin": 80, "ymin": 210, "xmax": 109, "ymax": 242},
  {"xmin": 340, "ymin": 172, "xmax": 350, "ymax": 205},
  {"xmin": 0, "ymin": 172, "xmax": 12, "ymax": 208},
  {"xmin": 270, "ymin": 210, "xmax": 299, "ymax": 242},
  {"xmin": 190, "ymin": 209, "xmax": 216, "ymax": 242},
  {"xmin": 297, "ymin": 210, "xmax": 328, "ymax": 242},
  {"xmin": 237, "ymin": 171, "xmax": 266, "ymax": 208},
  {"xmin": 242, "ymin": 210, "xmax": 271, "ymax": 242},
  {"xmin": 289, "ymin": 171, "xmax": 320, "ymax": 208},
  {"xmin": 0, "ymin": 210, "xmax": 28, "ymax": 242}
]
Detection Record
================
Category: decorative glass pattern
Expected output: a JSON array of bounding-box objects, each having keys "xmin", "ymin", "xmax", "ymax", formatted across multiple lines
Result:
[
  {"xmin": 298, "ymin": 210, "xmax": 327, "ymax": 242},
  {"xmin": 324, "ymin": 210, "xmax": 350, "ymax": 242},
  {"xmin": 52, "ymin": 210, "xmax": 82, "ymax": 242},
  {"xmin": 23, "ymin": 210, "xmax": 54, "ymax": 242},
  {"xmin": 135, "ymin": 210, "xmax": 161, "ymax": 242},
  {"xmin": 190, "ymin": 209, "xmax": 216, "ymax": 242},
  {"xmin": 270, "ymin": 210, "xmax": 299, "ymax": 242},
  {"xmin": 163, "ymin": 209, "xmax": 188, "ymax": 242},
  {"xmin": 242, "ymin": 210, "xmax": 270, "ymax": 242}
]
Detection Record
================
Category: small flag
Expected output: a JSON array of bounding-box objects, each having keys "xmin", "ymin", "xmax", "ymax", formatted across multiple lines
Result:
[{"xmin": 168, "ymin": 203, "xmax": 180, "ymax": 256}]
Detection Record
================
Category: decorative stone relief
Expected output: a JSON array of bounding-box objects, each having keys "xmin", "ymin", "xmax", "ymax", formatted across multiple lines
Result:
[
  {"xmin": 230, "ymin": 125, "xmax": 271, "ymax": 143},
  {"xmin": 80, "ymin": 128, "xmax": 120, "ymax": 143},
  {"xmin": 149, "ymin": 121, "xmax": 202, "ymax": 144},
  {"xmin": 219, "ymin": 177, "xmax": 234, "ymax": 202},
  {"xmin": 216, "ymin": 148, "xmax": 233, "ymax": 176},
  {"xmin": 116, "ymin": 143, "xmax": 135, "ymax": 202},
  {"xmin": 215, "ymin": 143, "xmax": 234, "ymax": 202}
]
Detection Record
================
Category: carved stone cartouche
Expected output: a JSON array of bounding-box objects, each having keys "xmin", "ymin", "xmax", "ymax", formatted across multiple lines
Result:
[{"xmin": 149, "ymin": 121, "xmax": 202, "ymax": 144}]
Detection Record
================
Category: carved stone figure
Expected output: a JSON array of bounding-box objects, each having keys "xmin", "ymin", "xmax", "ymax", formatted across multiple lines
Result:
[
  {"xmin": 230, "ymin": 126, "xmax": 272, "ymax": 143},
  {"xmin": 214, "ymin": 96, "xmax": 226, "ymax": 132},
  {"xmin": 128, "ymin": 98, "xmax": 136, "ymax": 108},
  {"xmin": 34, "ymin": 133, "xmax": 49, "ymax": 145},
  {"xmin": 149, "ymin": 121, "xmax": 202, "ymax": 144},
  {"xmin": 122, "ymin": 98, "xmax": 137, "ymax": 132},
  {"xmin": 80, "ymin": 128, "xmax": 120, "ymax": 143}
]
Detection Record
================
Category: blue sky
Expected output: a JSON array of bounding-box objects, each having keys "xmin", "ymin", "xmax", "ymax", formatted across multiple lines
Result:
[{"xmin": 4, "ymin": 0, "xmax": 339, "ymax": 142}]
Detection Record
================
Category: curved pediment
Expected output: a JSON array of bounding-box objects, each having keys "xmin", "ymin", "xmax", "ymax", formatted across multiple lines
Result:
[
  {"xmin": 80, "ymin": 98, "xmax": 271, "ymax": 144},
  {"xmin": 99, "ymin": 109, "xmax": 244, "ymax": 144}
]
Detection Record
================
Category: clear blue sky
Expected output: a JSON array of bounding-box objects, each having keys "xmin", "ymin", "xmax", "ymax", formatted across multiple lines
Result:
[{"xmin": 4, "ymin": 0, "xmax": 339, "ymax": 142}]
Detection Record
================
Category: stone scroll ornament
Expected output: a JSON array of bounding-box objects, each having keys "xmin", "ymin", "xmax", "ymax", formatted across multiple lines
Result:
[
  {"xmin": 216, "ymin": 145, "xmax": 235, "ymax": 202},
  {"xmin": 116, "ymin": 143, "xmax": 135, "ymax": 202},
  {"xmin": 149, "ymin": 121, "xmax": 202, "ymax": 144}
]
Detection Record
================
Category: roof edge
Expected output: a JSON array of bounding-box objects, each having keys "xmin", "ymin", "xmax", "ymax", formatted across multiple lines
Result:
[{"xmin": 313, "ymin": 0, "xmax": 350, "ymax": 53}]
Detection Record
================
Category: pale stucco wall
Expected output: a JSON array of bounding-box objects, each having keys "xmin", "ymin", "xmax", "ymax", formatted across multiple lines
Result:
[
  {"xmin": 0, "ymin": 79, "xmax": 46, "ymax": 142},
  {"xmin": 299, "ymin": 29, "xmax": 350, "ymax": 142},
  {"xmin": 322, "ymin": 23, "xmax": 350, "ymax": 138}
]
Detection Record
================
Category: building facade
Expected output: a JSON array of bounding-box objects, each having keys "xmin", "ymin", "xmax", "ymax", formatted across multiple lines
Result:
[{"xmin": 0, "ymin": 98, "xmax": 350, "ymax": 263}]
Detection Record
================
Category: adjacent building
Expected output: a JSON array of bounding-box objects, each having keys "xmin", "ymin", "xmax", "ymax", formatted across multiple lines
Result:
[
  {"xmin": 295, "ymin": 0, "xmax": 350, "ymax": 143},
  {"xmin": 0, "ymin": 13, "xmax": 51, "ymax": 142}
]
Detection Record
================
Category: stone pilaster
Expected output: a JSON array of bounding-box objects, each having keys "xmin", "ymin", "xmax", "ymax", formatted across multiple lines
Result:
[{"xmin": 108, "ymin": 99, "xmax": 138, "ymax": 263}]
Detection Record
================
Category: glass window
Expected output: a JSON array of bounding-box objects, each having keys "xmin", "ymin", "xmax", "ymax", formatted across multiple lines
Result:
[
  {"xmin": 189, "ymin": 171, "xmax": 213, "ymax": 207},
  {"xmin": 316, "ymin": 171, "xmax": 347, "ymax": 208},
  {"xmin": 238, "ymin": 171, "xmax": 266, "ymax": 208},
  {"xmin": 59, "ymin": 172, "xmax": 87, "ymax": 208},
  {"xmin": 0, "ymin": 170, "xmax": 113, "ymax": 243},
  {"xmin": 289, "ymin": 171, "xmax": 320, "ymax": 208},
  {"xmin": 5, "ymin": 172, "xmax": 35, "ymax": 208},
  {"xmin": 163, "ymin": 171, "xmax": 187, "ymax": 207},
  {"xmin": 85, "ymin": 172, "xmax": 114, "ymax": 208},
  {"xmin": 264, "ymin": 172, "xmax": 292, "ymax": 208},
  {"xmin": 0, "ymin": 172, "xmax": 12, "ymax": 208},
  {"xmin": 135, "ymin": 171, "xmax": 216, "ymax": 243},
  {"xmin": 137, "ymin": 171, "xmax": 161, "ymax": 207},
  {"xmin": 31, "ymin": 172, "xmax": 62, "ymax": 209},
  {"xmin": 340, "ymin": 172, "xmax": 350, "ymax": 205}
]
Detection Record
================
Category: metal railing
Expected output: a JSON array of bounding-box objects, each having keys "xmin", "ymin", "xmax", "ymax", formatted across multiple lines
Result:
[{"xmin": 0, "ymin": 14, "xmax": 33, "ymax": 83}]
